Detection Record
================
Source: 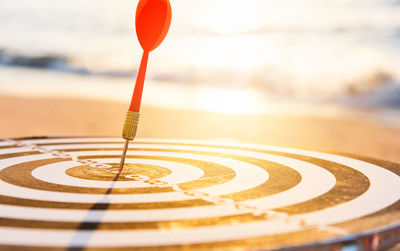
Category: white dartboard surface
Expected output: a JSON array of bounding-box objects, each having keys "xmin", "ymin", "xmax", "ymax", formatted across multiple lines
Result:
[{"xmin": 0, "ymin": 137, "xmax": 399, "ymax": 250}]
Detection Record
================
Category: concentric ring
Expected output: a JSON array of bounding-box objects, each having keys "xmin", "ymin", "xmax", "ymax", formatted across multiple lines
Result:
[{"xmin": 0, "ymin": 137, "xmax": 399, "ymax": 250}]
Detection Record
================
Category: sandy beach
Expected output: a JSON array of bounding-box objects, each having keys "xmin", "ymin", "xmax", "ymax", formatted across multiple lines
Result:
[{"xmin": 1, "ymin": 95, "xmax": 400, "ymax": 164}]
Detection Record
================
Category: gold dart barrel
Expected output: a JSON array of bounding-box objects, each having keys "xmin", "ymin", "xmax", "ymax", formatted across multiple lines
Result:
[
  {"xmin": 122, "ymin": 111, "xmax": 140, "ymax": 140},
  {"xmin": 119, "ymin": 111, "xmax": 140, "ymax": 172}
]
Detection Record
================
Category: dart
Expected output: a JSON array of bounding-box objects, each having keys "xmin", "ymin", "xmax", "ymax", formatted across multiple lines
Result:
[{"xmin": 119, "ymin": 0, "xmax": 172, "ymax": 172}]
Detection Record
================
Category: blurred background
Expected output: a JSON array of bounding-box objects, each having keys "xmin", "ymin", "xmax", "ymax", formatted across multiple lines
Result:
[{"xmin": 1, "ymin": 0, "xmax": 400, "ymax": 161}]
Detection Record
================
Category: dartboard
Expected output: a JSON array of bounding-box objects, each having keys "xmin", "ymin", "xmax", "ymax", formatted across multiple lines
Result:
[{"xmin": 0, "ymin": 137, "xmax": 399, "ymax": 250}]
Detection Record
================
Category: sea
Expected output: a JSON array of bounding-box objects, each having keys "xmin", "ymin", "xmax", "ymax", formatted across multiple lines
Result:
[{"xmin": 0, "ymin": 0, "xmax": 400, "ymax": 127}]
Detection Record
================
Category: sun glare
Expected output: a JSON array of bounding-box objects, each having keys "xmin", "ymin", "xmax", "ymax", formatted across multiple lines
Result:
[
  {"xmin": 194, "ymin": 0, "xmax": 264, "ymax": 35},
  {"xmin": 197, "ymin": 89, "xmax": 263, "ymax": 114},
  {"xmin": 193, "ymin": 35, "xmax": 264, "ymax": 70}
]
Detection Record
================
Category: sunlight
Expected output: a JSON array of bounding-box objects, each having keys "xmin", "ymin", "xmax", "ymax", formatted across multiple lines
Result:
[
  {"xmin": 194, "ymin": 0, "xmax": 264, "ymax": 35},
  {"xmin": 196, "ymin": 89, "xmax": 263, "ymax": 114},
  {"xmin": 192, "ymin": 35, "xmax": 264, "ymax": 70}
]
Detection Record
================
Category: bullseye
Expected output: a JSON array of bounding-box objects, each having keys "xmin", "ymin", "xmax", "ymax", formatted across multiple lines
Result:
[{"xmin": 32, "ymin": 159, "xmax": 204, "ymax": 188}]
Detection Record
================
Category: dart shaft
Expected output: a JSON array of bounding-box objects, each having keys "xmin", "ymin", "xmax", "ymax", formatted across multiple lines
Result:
[{"xmin": 129, "ymin": 51, "xmax": 149, "ymax": 112}]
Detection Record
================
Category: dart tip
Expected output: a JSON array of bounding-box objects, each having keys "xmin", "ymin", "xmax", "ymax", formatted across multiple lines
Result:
[
  {"xmin": 118, "ymin": 161, "xmax": 125, "ymax": 173},
  {"xmin": 119, "ymin": 139, "xmax": 130, "ymax": 173}
]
